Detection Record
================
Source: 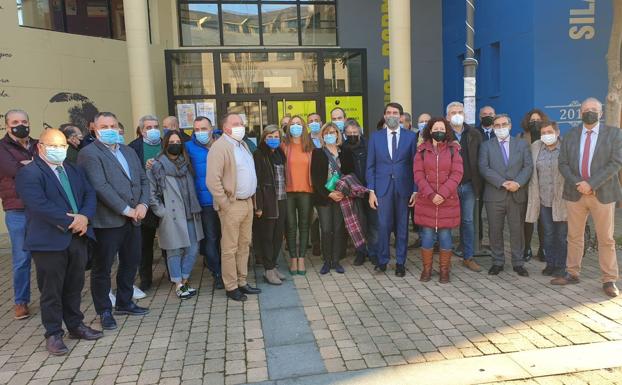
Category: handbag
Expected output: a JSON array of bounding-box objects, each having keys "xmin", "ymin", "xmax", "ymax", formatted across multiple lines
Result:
[{"xmin": 323, "ymin": 147, "xmax": 341, "ymax": 192}]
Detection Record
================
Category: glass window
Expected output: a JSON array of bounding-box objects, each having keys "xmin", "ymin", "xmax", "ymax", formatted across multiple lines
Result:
[
  {"xmin": 222, "ymin": 4, "xmax": 260, "ymax": 45},
  {"xmin": 17, "ymin": 0, "xmax": 64, "ymax": 31},
  {"xmin": 301, "ymin": 4, "xmax": 336, "ymax": 46},
  {"xmin": 261, "ymin": 4, "xmax": 299, "ymax": 46},
  {"xmin": 170, "ymin": 53, "xmax": 217, "ymax": 96},
  {"xmin": 323, "ymin": 51, "xmax": 363, "ymax": 93},
  {"xmin": 173, "ymin": 99, "xmax": 217, "ymax": 130},
  {"xmin": 180, "ymin": 4, "xmax": 220, "ymax": 46}
]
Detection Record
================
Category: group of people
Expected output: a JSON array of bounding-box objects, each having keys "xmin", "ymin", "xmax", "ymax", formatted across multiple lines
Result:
[{"xmin": 1, "ymin": 95, "xmax": 620, "ymax": 356}]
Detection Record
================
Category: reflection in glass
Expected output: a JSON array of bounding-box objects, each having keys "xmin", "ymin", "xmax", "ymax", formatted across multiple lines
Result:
[
  {"xmin": 171, "ymin": 53, "xmax": 216, "ymax": 96},
  {"xmin": 18, "ymin": 0, "xmax": 64, "ymax": 31},
  {"xmin": 301, "ymin": 5, "xmax": 337, "ymax": 46},
  {"xmin": 180, "ymin": 4, "xmax": 220, "ymax": 46},
  {"xmin": 226, "ymin": 101, "xmax": 267, "ymax": 140},
  {"xmin": 174, "ymin": 99, "xmax": 217, "ymax": 130},
  {"xmin": 261, "ymin": 4, "xmax": 299, "ymax": 45},
  {"xmin": 222, "ymin": 4, "xmax": 260, "ymax": 45},
  {"xmin": 323, "ymin": 51, "xmax": 363, "ymax": 93}
]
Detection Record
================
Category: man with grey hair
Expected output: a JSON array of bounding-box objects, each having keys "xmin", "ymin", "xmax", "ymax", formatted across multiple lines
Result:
[
  {"xmin": 478, "ymin": 105, "xmax": 496, "ymax": 141},
  {"xmin": 163, "ymin": 115, "xmax": 191, "ymax": 142},
  {"xmin": 0, "ymin": 109, "xmax": 38, "ymax": 320},
  {"xmin": 554, "ymin": 97, "xmax": 622, "ymax": 297}
]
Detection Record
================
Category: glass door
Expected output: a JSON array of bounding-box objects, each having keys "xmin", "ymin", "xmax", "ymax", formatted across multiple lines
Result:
[
  {"xmin": 275, "ymin": 97, "xmax": 318, "ymax": 126},
  {"xmin": 224, "ymin": 99, "xmax": 269, "ymax": 146}
]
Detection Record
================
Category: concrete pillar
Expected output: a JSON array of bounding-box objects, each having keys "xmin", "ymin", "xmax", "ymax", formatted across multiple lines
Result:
[
  {"xmin": 123, "ymin": 0, "xmax": 156, "ymax": 126},
  {"xmin": 388, "ymin": 0, "xmax": 412, "ymax": 114}
]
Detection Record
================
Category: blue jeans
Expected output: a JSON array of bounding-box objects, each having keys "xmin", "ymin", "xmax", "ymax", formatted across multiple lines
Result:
[
  {"xmin": 5, "ymin": 210, "xmax": 31, "ymax": 304},
  {"xmin": 457, "ymin": 182, "xmax": 475, "ymax": 260},
  {"xmin": 200, "ymin": 206, "xmax": 221, "ymax": 277},
  {"xmin": 166, "ymin": 221, "xmax": 199, "ymax": 283},
  {"xmin": 539, "ymin": 206, "xmax": 567, "ymax": 274},
  {"xmin": 420, "ymin": 227, "xmax": 453, "ymax": 250}
]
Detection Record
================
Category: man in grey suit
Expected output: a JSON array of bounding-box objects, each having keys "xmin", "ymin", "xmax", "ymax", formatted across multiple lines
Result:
[
  {"xmin": 554, "ymin": 97, "xmax": 622, "ymax": 297},
  {"xmin": 77, "ymin": 112, "xmax": 150, "ymax": 331},
  {"xmin": 479, "ymin": 114, "xmax": 533, "ymax": 277}
]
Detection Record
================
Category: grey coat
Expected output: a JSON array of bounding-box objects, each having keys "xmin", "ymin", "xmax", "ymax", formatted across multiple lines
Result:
[
  {"xmin": 558, "ymin": 124, "xmax": 622, "ymax": 204},
  {"xmin": 147, "ymin": 157, "xmax": 204, "ymax": 251},
  {"xmin": 525, "ymin": 140, "xmax": 567, "ymax": 223},
  {"xmin": 478, "ymin": 136, "xmax": 533, "ymax": 203},
  {"xmin": 77, "ymin": 140, "xmax": 149, "ymax": 228}
]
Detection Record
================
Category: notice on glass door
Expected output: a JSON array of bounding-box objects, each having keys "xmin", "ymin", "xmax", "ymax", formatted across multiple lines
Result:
[
  {"xmin": 177, "ymin": 103, "xmax": 196, "ymax": 129},
  {"xmin": 196, "ymin": 102, "xmax": 216, "ymax": 127}
]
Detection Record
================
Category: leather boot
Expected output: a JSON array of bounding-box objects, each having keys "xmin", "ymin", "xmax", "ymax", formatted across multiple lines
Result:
[
  {"xmin": 439, "ymin": 249, "xmax": 452, "ymax": 284},
  {"xmin": 419, "ymin": 248, "xmax": 433, "ymax": 282}
]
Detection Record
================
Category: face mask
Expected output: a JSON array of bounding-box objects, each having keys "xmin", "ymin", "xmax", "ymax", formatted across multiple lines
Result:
[
  {"xmin": 346, "ymin": 135, "xmax": 359, "ymax": 145},
  {"xmin": 163, "ymin": 128, "xmax": 170, "ymax": 136},
  {"xmin": 494, "ymin": 127, "xmax": 510, "ymax": 140},
  {"xmin": 540, "ymin": 133, "xmax": 557, "ymax": 146},
  {"xmin": 231, "ymin": 126, "xmax": 246, "ymax": 141},
  {"xmin": 146, "ymin": 128, "xmax": 161, "ymax": 143},
  {"xmin": 11, "ymin": 124, "xmax": 30, "ymax": 139},
  {"xmin": 116, "ymin": 134, "xmax": 125, "ymax": 144},
  {"xmin": 195, "ymin": 131, "xmax": 211, "ymax": 144},
  {"xmin": 289, "ymin": 124, "xmax": 303, "ymax": 138},
  {"xmin": 333, "ymin": 121, "xmax": 345, "ymax": 132},
  {"xmin": 385, "ymin": 116, "xmax": 400, "ymax": 130},
  {"xmin": 481, "ymin": 116, "xmax": 495, "ymax": 127},
  {"xmin": 266, "ymin": 137, "xmax": 280, "ymax": 149},
  {"xmin": 324, "ymin": 134, "xmax": 337, "ymax": 145},
  {"xmin": 431, "ymin": 131, "xmax": 447, "ymax": 142},
  {"xmin": 450, "ymin": 114, "xmax": 465, "ymax": 126},
  {"xmin": 582, "ymin": 111, "xmax": 599, "ymax": 125},
  {"xmin": 98, "ymin": 129, "xmax": 119, "ymax": 145},
  {"xmin": 528, "ymin": 120, "xmax": 542, "ymax": 134},
  {"xmin": 167, "ymin": 143, "xmax": 182, "ymax": 156},
  {"xmin": 309, "ymin": 122, "xmax": 321, "ymax": 133},
  {"xmin": 416, "ymin": 122, "xmax": 426, "ymax": 132},
  {"xmin": 44, "ymin": 146, "xmax": 67, "ymax": 164}
]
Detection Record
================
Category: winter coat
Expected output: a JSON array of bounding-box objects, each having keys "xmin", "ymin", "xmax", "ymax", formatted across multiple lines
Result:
[
  {"xmin": 0, "ymin": 134, "xmax": 38, "ymax": 211},
  {"xmin": 185, "ymin": 136, "xmax": 214, "ymax": 206},
  {"xmin": 253, "ymin": 144, "xmax": 287, "ymax": 219}
]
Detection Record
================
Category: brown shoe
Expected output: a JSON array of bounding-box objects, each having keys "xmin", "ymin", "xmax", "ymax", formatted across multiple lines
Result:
[
  {"xmin": 550, "ymin": 274, "xmax": 580, "ymax": 285},
  {"xmin": 68, "ymin": 324, "xmax": 104, "ymax": 340},
  {"xmin": 14, "ymin": 304, "xmax": 29, "ymax": 320},
  {"xmin": 46, "ymin": 334, "xmax": 69, "ymax": 356},
  {"xmin": 439, "ymin": 250, "xmax": 452, "ymax": 284},
  {"xmin": 419, "ymin": 248, "xmax": 433, "ymax": 282},
  {"xmin": 463, "ymin": 259, "xmax": 482, "ymax": 272},
  {"xmin": 603, "ymin": 282, "xmax": 619, "ymax": 298}
]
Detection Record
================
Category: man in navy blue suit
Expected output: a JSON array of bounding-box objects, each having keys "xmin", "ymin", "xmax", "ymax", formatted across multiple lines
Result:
[
  {"xmin": 366, "ymin": 103, "xmax": 418, "ymax": 277},
  {"xmin": 16, "ymin": 129, "xmax": 103, "ymax": 356}
]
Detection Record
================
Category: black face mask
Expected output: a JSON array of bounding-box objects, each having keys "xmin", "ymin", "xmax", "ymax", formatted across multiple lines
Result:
[
  {"xmin": 431, "ymin": 131, "xmax": 447, "ymax": 142},
  {"xmin": 11, "ymin": 124, "xmax": 30, "ymax": 139},
  {"xmin": 582, "ymin": 111, "xmax": 599, "ymax": 125},
  {"xmin": 481, "ymin": 116, "xmax": 495, "ymax": 127},
  {"xmin": 346, "ymin": 135, "xmax": 359, "ymax": 145},
  {"xmin": 167, "ymin": 143, "xmax": 182, "ymax": 156},
  {"xmin": 528, "ymin": 120, "xmax": 542, "ymax": 134}
]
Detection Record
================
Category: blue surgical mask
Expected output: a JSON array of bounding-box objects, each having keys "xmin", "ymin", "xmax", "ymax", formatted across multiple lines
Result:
[
  {"xmin": 45, "ymin": 147, "xmax": 67, "ymax": 164},
  {"xmin": 163, "ymin": 128, "xmax": 170, "ymax": 136},
  {"xmin": 289, "ymin": 124, "xmax": 303, "ymax": 137},
  {"xmin": 213, "ymin": 128, "xmax": 223, "ymax": 137},
  {"xmin": 333, "ymin": 121, "xmax": 345, "ymax": 132},
  {"xmin": 98, "ymin": 129, "xmax": 119, "ymax": 145},
  {"xmin": 146, "ymin": 128, "xmax": 161, "ymax": 143},
  {"xmin": 312, "ymin": 137, "xmax": 321, "ymax": 148},
  {"xmin": 417, "ymin": 122, "xmax": 426, "ymax": 132},
  {"xmin": 116, "ymin": 134, "xmax": 125, "ymax": 144},
  {"xmin": 195, "ymin": 131, "xmax": 211, "ymax": 144},
  {"xmin": 266, "ymin": 137, "xmax": 280, "ymax": 149},
  {"xmin": 309, "ymin": 122, "xmax": 321, "ymax": 133},
  {"xmin": 324, "ymin": 134, "xmax": 337, "ymax": 145}
]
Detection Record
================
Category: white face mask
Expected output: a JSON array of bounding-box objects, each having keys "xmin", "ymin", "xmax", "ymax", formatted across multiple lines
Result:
[
  {"xmin": 494, "ymin": 127, "xmax": 510, "ymax": 140},
  {"xmin": 450, "ymin": 114, "xmax": 464, "ymax": 126},
  {"xmin": 230, "ymin": 126, "xmax": 246, "ymax": 141},
  {"xmin": 541, "ymin": 133, "xmax": 557, "ymax": 145}
]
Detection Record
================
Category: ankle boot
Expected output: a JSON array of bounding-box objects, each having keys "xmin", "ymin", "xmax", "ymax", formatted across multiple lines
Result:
[
  {"xmin": 419, "ymin": 248, "xmax": 433, "ymax": 282},
  {"xmin": 439, "ymin": 249, "xmax": 452, "ymax": 284}
]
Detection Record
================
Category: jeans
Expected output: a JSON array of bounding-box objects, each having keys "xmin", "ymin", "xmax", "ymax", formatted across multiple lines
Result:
[
  {"xmin": 286, "ymin": 192, "xmax": 312, "ymax": 259},
  {"xmin": 420, "ymin": 227, "xmax": 453, "ymax": 250},
  {"xmin": 200, "ymin": 206, "xmax": 221, "ymax": 277},
  {"xmin": 5, "ymin": 210, "xmax": 31, "ymax": 305},
  {"xmin": 457, "ymin": 182, "xmax": 475, "ymax": 259},
  {"xmin": 166, "ymin": 221, "xmax": 199, "ymax": 283},
  {"xmin": 317, "ymin": 202, "xmax": 345, "ymax": 264},
  {"xmin": 539, "ymin": 206, "xmax": 567, "ymax": 274}
]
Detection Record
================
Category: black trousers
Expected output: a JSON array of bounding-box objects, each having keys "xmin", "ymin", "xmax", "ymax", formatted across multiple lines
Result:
[
  {"xmin": 139, "ymin": 223, "xmax": 157, "ymax": 286},
  {"xmin": 257, "ymin": 200, "xmax": 287, "ymax": 270},
  {"xmin": 92, "ymin": 222, "xmax": 141, "ymax": 313},
  {"xmin": 317, "ymin": 202, "xmax": 345, "ymax": 264},
  {"xmin": 32, "ymin": 235, "xmax": 88, "ymax": 338}
]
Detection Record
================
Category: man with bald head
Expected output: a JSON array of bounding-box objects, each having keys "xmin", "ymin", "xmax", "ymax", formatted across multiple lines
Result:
[
  {"xmin": 16, "ymin": 129, "xmax": 102, "ymax": 355},
  {"xmin": 163, "ymin": 115, "xmax": 191, "ymax": 142}
]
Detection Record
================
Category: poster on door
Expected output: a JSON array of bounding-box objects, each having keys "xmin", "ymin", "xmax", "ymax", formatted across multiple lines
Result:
[
  {"xmin": 325, "ymin": 96, "xmax": 364, "ymax": 130},
  {"xmin": 196, "ymin": 102, "xmax": 216, "ymax": 126},
  {"xmin": 177, "ymin": 103, "xmax": 196, "ymax": 129}
]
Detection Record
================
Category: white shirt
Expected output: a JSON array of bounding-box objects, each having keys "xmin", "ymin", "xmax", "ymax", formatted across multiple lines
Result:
[
  {"xmin": 387, "ymin": 127, "xmax": 401, "ymax": 159},
  {"xmin": 224, "ymin": 135, "xmax": 257, "ymax": 199},
  {"xmin": 579, "ymin": 123, "xmax": 599, "ymax": 177}
]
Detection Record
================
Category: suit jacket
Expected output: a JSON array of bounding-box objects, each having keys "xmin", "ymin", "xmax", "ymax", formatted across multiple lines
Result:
[
  {"xmin": 478, "ymin": 136, "xmax": 533, "ymax": 203},
  {"xmin": 458, "ymin": 124, "xmax": 484, "ymax": 196},
  {"xmin": 365, "ymin": 128, "xmax": 418, "ymax": 198},
  {"xmin": 77, "ymin": 140, "xmax": 149, "ymax": 228},
  {"xmin": 15, "ymin": 155, "xmax": 96, "ymax": 251},
  {"xmin": 477, "ymin": 125, "xmax": 496, "ymax": 141},
  {"xmin": 558, "ymin": 124, "xmax": 622, "ymax": 204}
]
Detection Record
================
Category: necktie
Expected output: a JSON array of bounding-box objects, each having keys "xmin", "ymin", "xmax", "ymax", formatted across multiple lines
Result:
[
  {"xmin": 500, "ymin": 140, "xmax": 509, "ymax": 166},
  {"xmin": 57, "ymin": 166, "xmax": 79, "ymax": 214},
  {"xmin": 391, "ymin": 131, "xmax": 397, "ymax": 159},
  {"xmin": 581, "ymin": 130, "xmax": 592, "ymax": 180},
  {"xmin": 487, "ymin": 131, "xmax": 491, "ymax": 140}
]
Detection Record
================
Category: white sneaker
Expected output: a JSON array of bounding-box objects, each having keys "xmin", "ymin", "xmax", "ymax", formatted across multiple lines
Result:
[
  {"xmin": 109, "ymin": 290, "xmax": 116, "ymax": 307},
  {"xmin": 133, "ymin": 285, "xmax": 146, "ymax": 300}
]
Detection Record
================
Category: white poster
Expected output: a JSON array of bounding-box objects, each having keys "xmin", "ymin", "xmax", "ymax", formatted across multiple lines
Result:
[
  {"xmin": 196, "ymin": 102, "xmax": 216, "ymax": 126},
  {"xmin": 177, "ymin": 103, "xmax": 196, "ymax": 129}
]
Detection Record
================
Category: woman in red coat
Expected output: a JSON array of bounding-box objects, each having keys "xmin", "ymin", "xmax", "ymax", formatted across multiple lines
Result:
[{"xmin": 414, "ymin": 117, "xmax": 464, "ymax": 283}]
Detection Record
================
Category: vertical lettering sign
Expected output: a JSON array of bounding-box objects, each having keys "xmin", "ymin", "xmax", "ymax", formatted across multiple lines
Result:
[{"xmin": 381, "ymin": 0, "xmax": 390, "ymax": 104}]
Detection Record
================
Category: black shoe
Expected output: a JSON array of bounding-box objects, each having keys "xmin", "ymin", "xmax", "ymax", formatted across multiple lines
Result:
[
  {"xmin": 333, "ymin": 262, "xmax": 345, "ymax": 274},
  {"xmin": 368, "ymin": 255, "xmax": 378, "ymax": 266},
  {"xmin": 226, "ymin": 289, "xmax": 247, "ymax": 302},
  {"xmin": 100, "ymin": 310, "xmax": 117, "ymax": 330},
  {"xmin": 114, "ymin": 302, "xmax": 150, "ymax": 316},
  {"xmin": 374, "ymin": 264, "xmax": 387, "ymax": 272},
  {"xmin": 524, "ymin": 248, "xmax": 533, "ymax": 262},
  {"xmin": 138, "ymin": 281, "xmax": 152, "ymax": 292},
  {"xmin": 488, "ymin": 265, "xmax": 504, "ymax": 275},
  {"xmin": 353, "ymin": 252, "xmax": 366, "ymax": 266},
  {"xmin": 239, "ymin": 284, "xmax": 261, "ymax": 295},
  {"xmin": 213, "ymin": 276, "xmax": 225, "ymax": 290},
  {"xmin": 513, "ymin": 266, "xmax": 529, "ymax": 277},
  {"xmin": 46, "ymin": 334, "xmax": 69, "ymax": 356},
  {"xmin": 395, "ymin": 264, "xmax": 405, "ymax": 277},
  {"xmin": 541, "ymin": 265, "xmax": 555, "ymax": 276},
  {"xmin": 536, "ymin": 248, "xmax": 546, "ymax": 262},
  {"xmin": 68, "ymin": 324, "xmax": 104, "ymax": 340}
]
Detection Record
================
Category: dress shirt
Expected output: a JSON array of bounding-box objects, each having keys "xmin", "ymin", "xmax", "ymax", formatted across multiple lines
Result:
[
  {"xmin": 387, "ymin": 127, "xmax": 401, "ymax": 159},
  {"xmin": 224, "ymin": 134, "xmax": 257, "ymax": 199},
  {"xmin": 482, "ymin": 127, "xmax": 493, "ymax": 140},
  {"xmin": 579, "ymin": 123, "xmax": 599, "ymax": 178},
  {"xmin": 497, "ymin": 136, "xmax": 510, "ymax": 160}
]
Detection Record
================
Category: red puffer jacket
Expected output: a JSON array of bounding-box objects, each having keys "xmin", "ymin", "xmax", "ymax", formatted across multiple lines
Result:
[
  {"xmin": 0, "ymin": 134, "xmax": 38, "ymax": 211},
  {"xmin": 414, "ymin": 140, "xmax": 463, "ymax": 229}
]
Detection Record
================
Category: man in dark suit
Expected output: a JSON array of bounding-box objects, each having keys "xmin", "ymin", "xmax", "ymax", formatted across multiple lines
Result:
[
  {"xmin": 16, "ymin": 129, "xmax": 103, "ymax": 355},
  {"xmin": 366, "ymin": 102, "xmax": 418, "ymax": 277},
  {"xmin": 554, "ymin": 97, "xmax": 622, "ymax": 297},
  {"xmin": 78, "ymin": 112, "xmax": 150, "ymax": 331},
  {"xmin": 479, "ymin": 114, "xmax": 533, "ymax": 277}
]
